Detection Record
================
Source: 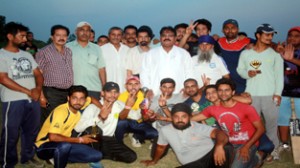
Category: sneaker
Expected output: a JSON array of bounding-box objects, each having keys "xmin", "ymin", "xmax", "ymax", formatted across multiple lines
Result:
[
  {"xmin": 131, "ymin": 136, "xmax": 142, "ymax": 148},
  {"xmin": 278, "ymin": 143, "xmax": 291, "ymax": 152},
  {"xmin": 46, "ymin": 158, "xmax": 54, "ymax": 165},
  {"xmin": 22, "ymin": 158, "xmax": 44, "ymax": 168},
  {"xmin": 89, "ymin": 162, "xmax": 104, "ymax": 168},
  {"xmin": 148, "ymin": 143, "xmax": 153, "ymax": 150},
  {"xmin": 271, "ymin": 148, "xmax": 280, "ymax": 160}
]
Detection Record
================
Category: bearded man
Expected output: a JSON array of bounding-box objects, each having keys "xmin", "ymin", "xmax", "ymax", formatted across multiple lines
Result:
[
  {"xmin": 192, "ymin": 35, "xmax": 229, "ymax": 87},
  {"xmin": 141, "ymin": 103, "xmax": 233, "ymax": 168}
]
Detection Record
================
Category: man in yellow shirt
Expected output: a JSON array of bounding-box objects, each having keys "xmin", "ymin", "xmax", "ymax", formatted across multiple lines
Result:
[{"xmin": 35, "ymin": 85, "xmax": 102, "ymax": 168}]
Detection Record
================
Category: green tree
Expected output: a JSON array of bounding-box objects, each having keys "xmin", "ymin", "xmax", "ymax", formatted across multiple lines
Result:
[{"xmin": 68, "ymin": 33, "xmax": 76, "ymax": 42}]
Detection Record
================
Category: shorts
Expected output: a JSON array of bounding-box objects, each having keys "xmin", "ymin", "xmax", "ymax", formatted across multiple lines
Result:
[{"xmin": 278, "ymin": 96, "xmax": 300, "ymax": 126}]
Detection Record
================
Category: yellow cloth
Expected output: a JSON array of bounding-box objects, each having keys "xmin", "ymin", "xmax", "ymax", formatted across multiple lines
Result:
[
  {"xmin": 118, "ymin": 91, "xmax": 144, "ymax": 110},
  {"xmin": 35, "ymin": 103, "xmax": 81, "ymax": 147}
]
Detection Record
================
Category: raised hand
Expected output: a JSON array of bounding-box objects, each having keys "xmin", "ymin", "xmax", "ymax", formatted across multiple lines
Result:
[{"xmin": 281, "ymin": 44, "xmax": 295, "ymax": 61}]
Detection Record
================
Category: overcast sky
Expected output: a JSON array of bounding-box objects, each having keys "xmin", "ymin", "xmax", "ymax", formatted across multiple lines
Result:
[{"xmin": 1, "ymin": 0, "xmax": 299, "ymax": 42}]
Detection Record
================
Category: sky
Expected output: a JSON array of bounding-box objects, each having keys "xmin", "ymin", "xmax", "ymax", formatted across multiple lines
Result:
[{"xmin": 1, "ymin": 0, "xmax": 299, "ymax": 42}]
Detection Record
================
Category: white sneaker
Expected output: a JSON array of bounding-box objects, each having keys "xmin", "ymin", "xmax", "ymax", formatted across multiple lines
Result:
[
  {"xmin": 131, "ymin": 136, "xmax": 142, "ymax": 148},
  {"xmin": 271, "ymin": 149, "xmax": 280, "ymax": 160}
]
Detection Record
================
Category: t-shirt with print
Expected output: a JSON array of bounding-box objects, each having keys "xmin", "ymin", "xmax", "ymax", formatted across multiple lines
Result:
[
  {"xmin": 0, "ymin": 49, "xmax": 38, "ymax": 101},
  {"xmin": 202, "ymin": 102, "xmax": 260, "ymax": 145}
]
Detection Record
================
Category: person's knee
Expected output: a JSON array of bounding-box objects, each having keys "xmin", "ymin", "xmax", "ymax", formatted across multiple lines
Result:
[
  {"xmin": 117, "ymin": 120, "xmax": 129, "ymax": 128},
  {"xmin": 145, "ymin": 129, "xmax": 158, "ymax": 139},
  {"xmin": 124, "ymin": 151, "xmax": 137, "ymax": 163},
  {"xmin": 87, "ymin": 151, "xmax": 102, "ymax": 162},
  {"xmin": 56, "ymin": 142, "xmax": 72, "ymax": 155}
]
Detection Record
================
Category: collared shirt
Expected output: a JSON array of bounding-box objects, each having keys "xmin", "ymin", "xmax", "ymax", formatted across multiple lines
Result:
[
  {"xmin": 35, "ymin": 43, "xmax": 73, "ymax": 89},
  {"xmin": 101, "ymin": 43, "xmax": 129, "ymax": 93},
  {"xmin": 67, "ymin": 41, "xmax": 106, "ymax": 92},
  {"xmin": 140, "ymin": 46, "xmax": 194, "ymax": 95}
]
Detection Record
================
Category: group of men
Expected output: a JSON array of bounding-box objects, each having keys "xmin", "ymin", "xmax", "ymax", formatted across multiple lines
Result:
[{"xmin": 0, "ymin": 17, "xmax": 299, "ymax": 168}]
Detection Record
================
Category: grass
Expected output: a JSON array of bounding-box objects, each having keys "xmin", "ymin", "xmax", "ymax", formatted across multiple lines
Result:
[{"xmin": 0, "ymin": 102, "xmax": 299, "ymax": 168}]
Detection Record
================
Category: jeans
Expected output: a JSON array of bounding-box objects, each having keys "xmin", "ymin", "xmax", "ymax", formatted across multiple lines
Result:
[
  {"xmin": 115, "ymin": 119, "xmax": 158, "ymax": 143},
  {"xmin": 231, "ymin": 144, "xmax": 258, "ymax": 168},
  {"xmin": 36, "ymin": 142, "xmax": 102, "ymax": 168}
]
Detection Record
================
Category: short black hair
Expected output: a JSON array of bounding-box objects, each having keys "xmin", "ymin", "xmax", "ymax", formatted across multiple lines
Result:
[
  {"xmin": 68, "ymin": 85, "xmax": 88, "ymax": 98},
  {"xmin": 171, "ymin": 103, "xmax": 192, "ymax": 116},
  {"xmin": 51, "ymin": 25, "xmax": 70, "ymax": 36},
  {"xmin": 204, "ymin": 84, "xmax": 217, "ymax": 94},
  {"xmin": 184, "ymin": 78, "xmax": 198, "ymax": 86},
  {"xmin": 97, "ymin": 35, "xmax": 108, "ymax": 41},
  {"xmin": 137, "ymin": 25, "xmax": 154, "ymax": 39},
  {"xmin": 194, "ymin": 19, "xmax": 212, "ymax": 32},
  {"xmin": 160, "ymin": 78, "xmax": 176, "ymax": 87},
  {"xmin": 160, "ymin": 26, "xmax": 176, "ymax": 37},
  {"xmin": 4, "ymin": 22, "xmax": 29, "ymax": 41},
  {"xmin": 108, "ymin": 26, "xmax": 123, "ymax": 35},
  {"xmin": 124, "ymin": 25, "xmax": 137, "ymax": 33},
  {"xmin": 174, "ymin": 23, "xmax": 188, "ymax": 30},
  {"xmin": 238, "ymin": 32, "xmax": 248, "ymax": 37},
  {"xmin": 216, "ymin": 78, "xmax": 236, "ymax": 91}
]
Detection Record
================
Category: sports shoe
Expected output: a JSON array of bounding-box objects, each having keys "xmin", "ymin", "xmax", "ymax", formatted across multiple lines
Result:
[
  {"xmin": 46, "ymin": 158, "xmax": 54, "ymax": 165},
  {"xmin": 89, "ymin": 162, "xmax": 104, "ymax": 168},
  {"xmin": 22, "ymin": 158, "xmax": 44, "ymax": 168},
  {"xmin": 278, "ymin": 143, "xmax": 291, "ymax": 153},
  {"xmin": 271, "ymin": 148, "xmax": 280, "ymax": 160},
  {"xmin": 131, "ymin": 136, "xmax": 142, "ymax": 148}
]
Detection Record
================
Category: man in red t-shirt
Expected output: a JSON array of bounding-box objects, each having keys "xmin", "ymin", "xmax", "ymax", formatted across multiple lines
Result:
[{"xmin": 192, "ymin": 78, "xmax": 265, "ymax": 168}]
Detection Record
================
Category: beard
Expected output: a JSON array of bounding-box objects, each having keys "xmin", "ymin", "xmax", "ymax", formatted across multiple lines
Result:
[
  {"xmin": 197, "ymin": 49, "xmax": 214, "ymax": 63},
  {"xmin": 140, "ymin": 41, "xmax": 148, "ymax": 46},
  {"xmin": 172, "ymin": 120, "xmax": 191, "ymax": 130}
]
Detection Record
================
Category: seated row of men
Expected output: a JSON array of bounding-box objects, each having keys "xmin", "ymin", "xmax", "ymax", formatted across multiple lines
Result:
[{"xmin": 35, "ymin": 77, "xmax": 274, "ymax": 168}]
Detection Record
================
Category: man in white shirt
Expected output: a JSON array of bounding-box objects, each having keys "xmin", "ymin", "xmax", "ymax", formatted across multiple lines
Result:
[
  {"xmin": 192, "ymin": 35, "xmax": 230, "ymax": 87},
  {"xmin": 126, "ymin": 25, "xmax": 153, "ymax": 78},
  {"xmin": 101, "ymin": 27, "xmax": 130, "ymax": 92},
  {"xmin": 140, "ymin": 26, "xmax": 194, "ymax": 96},
  {"xmin": 74, "ymin": 82, "xmax": 137, "ymax": 163}
]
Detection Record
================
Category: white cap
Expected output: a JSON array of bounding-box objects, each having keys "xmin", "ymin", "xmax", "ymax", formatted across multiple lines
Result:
[{"xmin": 76, "ymin": 21, "xmax": 92, "ymax": 29}]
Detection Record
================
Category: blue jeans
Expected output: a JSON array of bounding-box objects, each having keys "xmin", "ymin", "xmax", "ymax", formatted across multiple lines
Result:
[
  {"xmin": 115, "ymin": 119, "xmax": 158, "ymax": 143},
  {"xmin": 232, "ymin": 144, "xmax": 258, "ymax": 168},
  {"xmin": 258, "ymin": 133, "xmax": 274, "ymax": 154},
  {"xmin": 36, "ymin": 142, "xmax": 102, "ymax": 168}
]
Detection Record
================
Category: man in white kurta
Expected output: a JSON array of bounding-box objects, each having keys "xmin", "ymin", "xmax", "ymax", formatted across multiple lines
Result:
[
  {"xmin": 101, "ymin": 27, "xmax": 129, "ymax": 92},
  {"xmin": 192, "ymin": 35, "xmax": 229, "ymax": 87},
  {"xmin": 140, "ymin": 26, "xmax": 194, "ymax": 95}
]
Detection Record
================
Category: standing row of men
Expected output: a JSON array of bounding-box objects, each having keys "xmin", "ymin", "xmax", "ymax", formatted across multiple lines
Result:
[{"xmin": 0, "ymin": 18, "xmax": 299, "ymax": 168}]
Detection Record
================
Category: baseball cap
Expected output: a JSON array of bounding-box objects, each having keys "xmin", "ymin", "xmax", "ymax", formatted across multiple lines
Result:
[
  {"xmin": 76, "ymin": 21, "xmax": 92, "ymax": 29},
  {"xmin": 103, "ymin": 82, "xmax": 120, "ymax": 92},
  {"xmin": 288, "ymin": 26, "xmax": 300, "ymax": 34},
  {"xmin": 126, "ymin": 76, "xmax": 140, "ymax": 83},
  {"xmin": 256, "ymin": 24, "xmax": 277, "ymax": 34},
  {"xmin": 171, "ymin": 103, "xmax": 192, "ymax": 116},
  {"xmin": 223, "ymin": 19, "xmax": 239, "ymax": 28},
  {"xmin": 198, "ymin": 35, "xmax": 216, "ymax": 45}
]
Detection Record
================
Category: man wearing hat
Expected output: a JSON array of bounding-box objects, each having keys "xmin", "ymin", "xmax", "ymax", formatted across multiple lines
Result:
[
  {"xmin": 73, "ymin": 82, "xmax": 137, "ymax": 163},
  {"xmin": 67, "ymin": 21, "xmax": 106, "ymax": 99},
  {"xmin": 218, "ymin": 19, "xmax": 254, "ymax": 94},
  {"xmin": 237, "ymin": 23, "xmax": 284, "ymax": 160},
  {"xmin": 277, "ymin": 26, "xmax": 300, "ymax": 158},
  {"xmin": 192, "ymin": 35, "xmax": 229, "ymax": 87},
  {"xmin": 141, "ymin": 103, "xmax": 233, "ymax": 167},
  {"xmin": 126, "ymin": 25, "xmax": 154, "ymax": 78}
]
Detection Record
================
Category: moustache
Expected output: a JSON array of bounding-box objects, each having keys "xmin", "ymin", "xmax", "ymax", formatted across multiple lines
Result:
[
  {"xmin": 58, "ymin": 39, "xmax": 66, "ymax": 42},
  {"xmin": 163, "ymin": 39, "xmax": 171, "ymax": 42},
  {"xmin": 176, "ymin": 122, "xmax": 185, "ymax": 125}
]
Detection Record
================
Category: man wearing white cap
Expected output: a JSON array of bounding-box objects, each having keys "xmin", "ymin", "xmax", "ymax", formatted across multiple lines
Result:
[
  {"xmin": 237, "ymin": 23, "xmax": 284, "ymax": 160},
  {"xmin": 192, "ymin": 35, "xmax": 229, "ymax": 87},
  {"xmin": 67, "ymin": 21, "xmax": 106, "ymax": 99}
]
